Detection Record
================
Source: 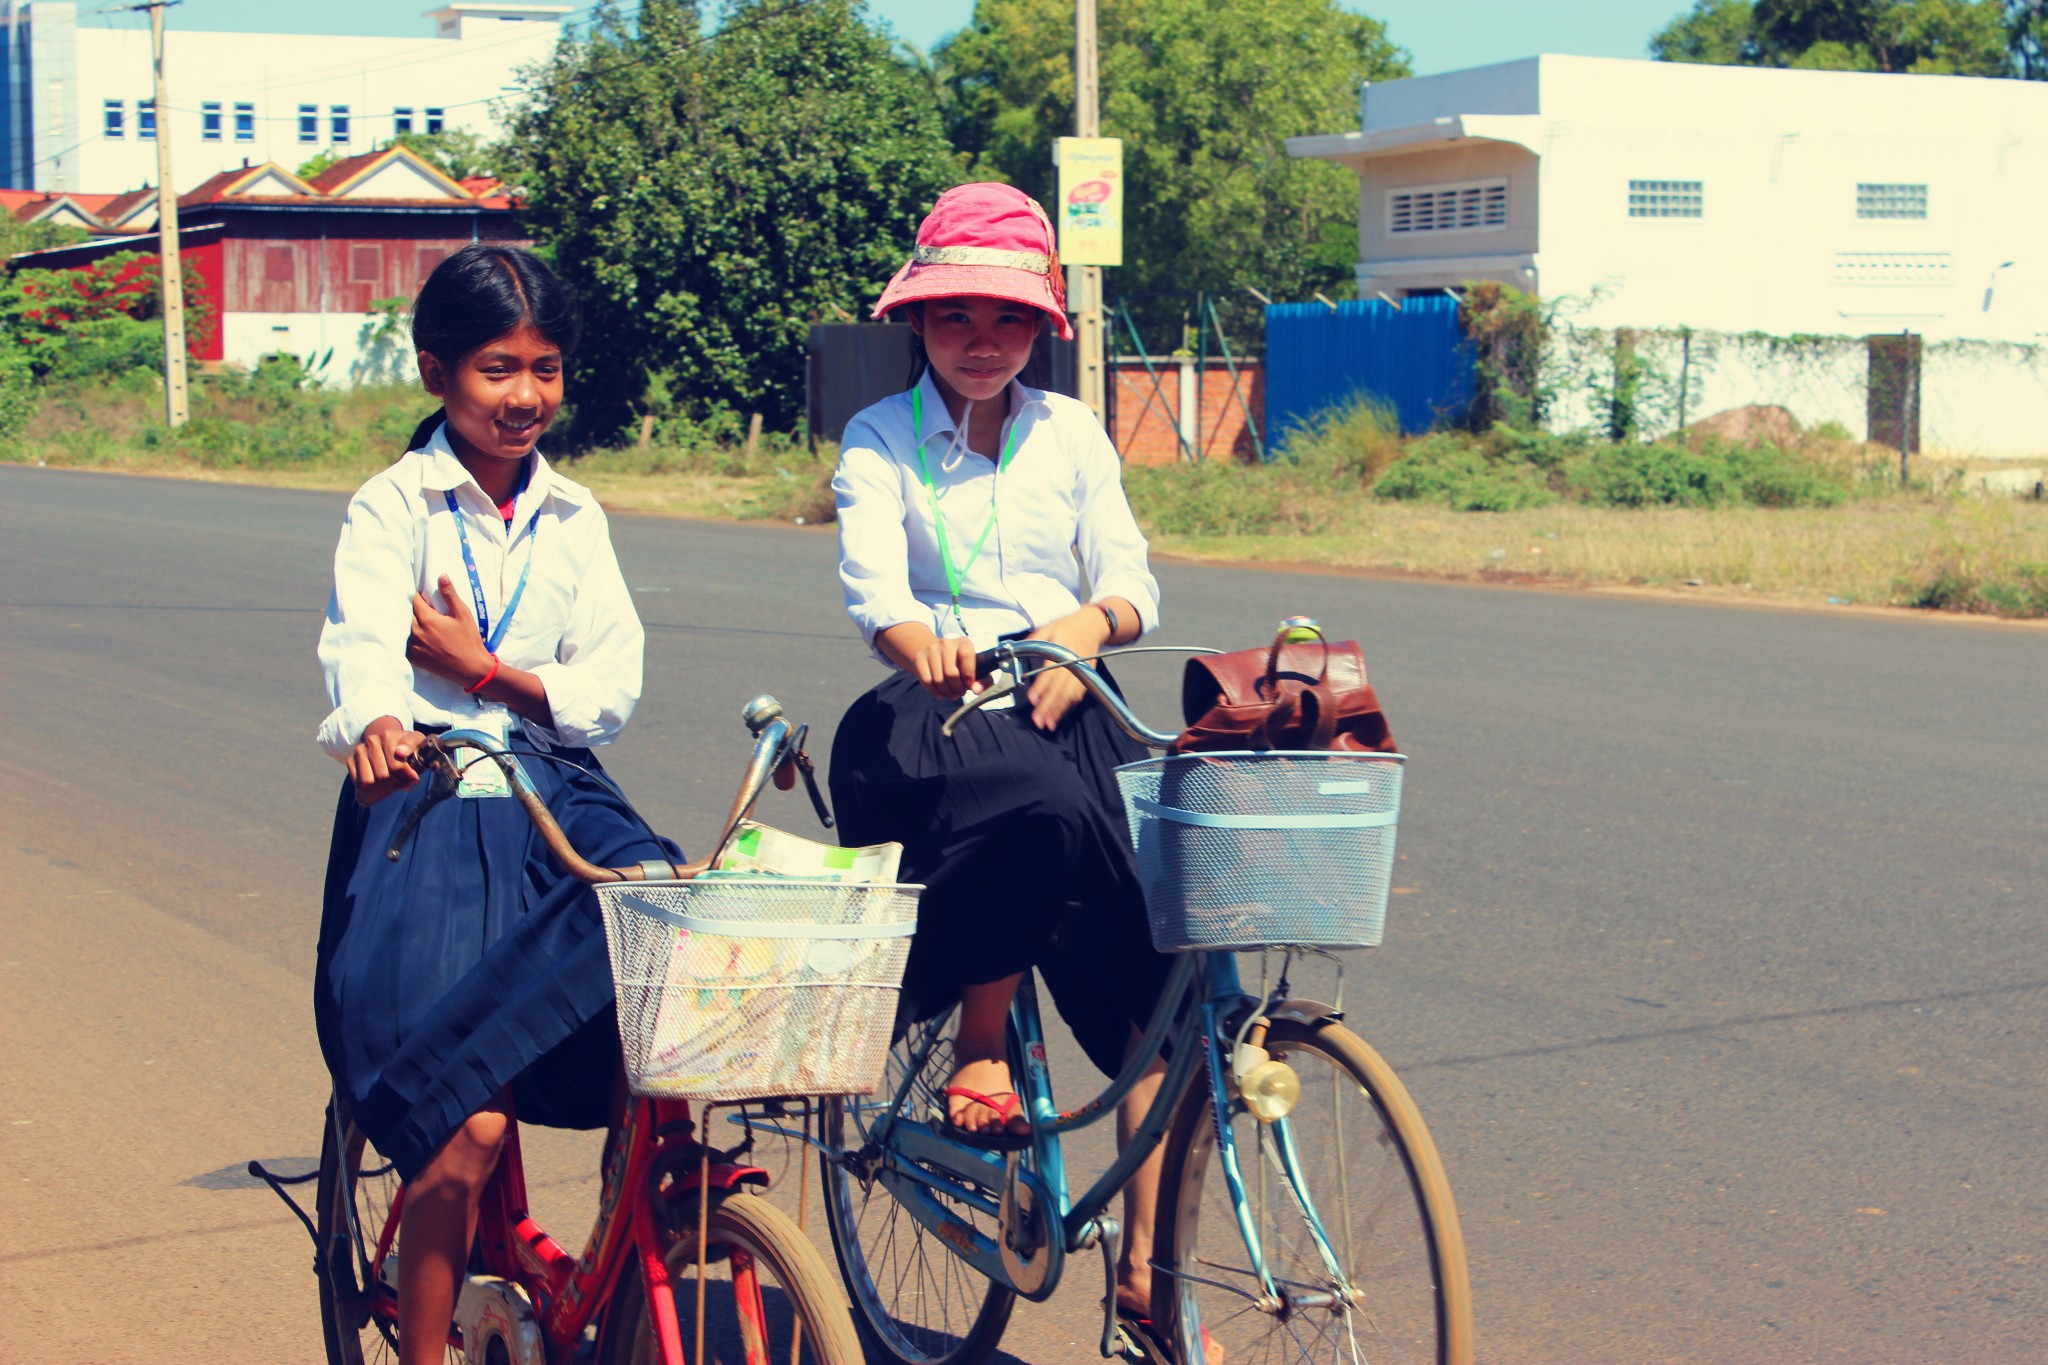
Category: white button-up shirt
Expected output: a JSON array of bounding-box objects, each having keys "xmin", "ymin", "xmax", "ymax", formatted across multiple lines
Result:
[
  {"xmin": 833, "ymin": 374, "xmax": 1161, "ymax": 660},
  {"xmin": 315, "ymin": 424, "xmax": 644, "ymax": 760}
]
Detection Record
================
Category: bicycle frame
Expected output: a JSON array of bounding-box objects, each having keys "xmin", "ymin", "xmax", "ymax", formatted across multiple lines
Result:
[
  {"xmin": 834, "ymin": 945, "xmax": 1356, "ymax": 1317},
  {"xmin": 349, "ymin": 1094, "xmax": 775, "ymax": 1363}
]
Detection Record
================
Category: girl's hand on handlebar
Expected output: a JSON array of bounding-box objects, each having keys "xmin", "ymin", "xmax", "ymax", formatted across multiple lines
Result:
[
  {"xmin": 879, "ymin": 623, "xmax": 984, "ymax": 701},
  {"xmin": 407, "ymin": 575, "xmax": 496, "ymax": 688},
  {"xmin": 350, "ymin": 716, "xmax": 428, "ymax": 807},
  {"xmin": 1023, "ymin": 608, "xmax": 1114, "ymax": 732}
]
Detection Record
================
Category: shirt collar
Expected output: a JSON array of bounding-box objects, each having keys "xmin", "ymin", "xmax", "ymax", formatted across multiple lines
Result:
[
  {"xmin": 909, "ymin": 373, "xmax": 1052, "ymax": 449},
  {"xmin": 414, "ymin": 421, "xmax": 591, "ymax": 508}
]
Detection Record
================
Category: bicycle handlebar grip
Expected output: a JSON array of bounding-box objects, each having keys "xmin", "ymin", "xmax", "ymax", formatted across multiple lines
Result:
[{"xmin": 974, "ymin": 645, "xmax": 1007, "ymax": 676}]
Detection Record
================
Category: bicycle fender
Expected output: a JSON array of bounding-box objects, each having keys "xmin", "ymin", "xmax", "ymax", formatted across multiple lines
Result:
[
  {"xmin": 1267, "ymin": 998, "xmax": 1345, "ymax": 1028},
  {"xmin": 679, "ymin": 1162, "xmax": 771, "ymax": 1193}
]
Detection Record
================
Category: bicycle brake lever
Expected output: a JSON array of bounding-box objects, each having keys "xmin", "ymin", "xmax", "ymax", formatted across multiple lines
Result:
[
  {"xmin": 940, "ymin": 671, "xmax": 1020, "ymax": 738},
  {"xmin": 383, "ymin": 752, "xmax": 458, "ymax": 862},
  {"xmin": 793, "ymin": 745, "xmax": 834, "ymax": 829}
]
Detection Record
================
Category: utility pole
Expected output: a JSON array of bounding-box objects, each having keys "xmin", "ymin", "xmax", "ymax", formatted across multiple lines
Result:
[
  {"xmin": 140, "ymin": 0, "xmax": 189, "ymax": 428},
  {"xmin": 1072, "ymin": 0, "xmax": 1105, "ymax": 422}
]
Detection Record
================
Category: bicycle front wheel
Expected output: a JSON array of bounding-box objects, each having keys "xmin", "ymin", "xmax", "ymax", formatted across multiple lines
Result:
[
  {"xmin": 819, "ymin": 1011, "xmax": 1015, "ymax": 1365},
  {"xmin": 315, "ymin": 1104, "xmax": 460, "ymax": 1364},
  {"xmin": 1153, "ymin": 1017, "xmax": 1473, "ymax": 1365},
  {"xmin": 598, "ymin": 1190, "xmax": 862, "ymax": 1365}
]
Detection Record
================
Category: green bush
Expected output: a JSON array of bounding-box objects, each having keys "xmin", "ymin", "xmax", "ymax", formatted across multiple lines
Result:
[
  {"xmin": 1904, "ymin": 560, "xmax": 2048, "ymax": 619},
  {"xmin": 0, "ymin": 346, "xmax": 38, "ymax": 441},
  {"xmin": 1126, "ymin": 461, "xmax": 1329, "ymax": 536},
  {"xmin": 1373, "ymin": 432, "xmax": 1556, "ymax": 511},
  {"xmin": 1279, "ymin": 396, "xmax": 1404, "ymax": 486}
]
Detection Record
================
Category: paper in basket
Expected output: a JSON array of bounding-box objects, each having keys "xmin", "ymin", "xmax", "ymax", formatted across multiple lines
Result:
[{"xmin": 715, "ymin": 821, "xmax": 903, "ymax": 883}]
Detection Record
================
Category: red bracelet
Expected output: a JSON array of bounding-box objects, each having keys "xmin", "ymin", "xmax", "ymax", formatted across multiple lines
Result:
[{"xmin": 466, "ymin": 653, "xmax": 502, "ymax": 694}]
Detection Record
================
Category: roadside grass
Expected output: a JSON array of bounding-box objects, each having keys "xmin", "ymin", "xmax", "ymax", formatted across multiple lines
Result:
[{"xmin": 7, "ymin": 377, "xmax": 2043, "ymax": 619}]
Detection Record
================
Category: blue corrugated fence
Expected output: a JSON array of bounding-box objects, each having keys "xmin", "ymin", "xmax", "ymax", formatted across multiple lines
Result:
[{"xmin": 1264, "ymin": 297, "xmax": 1473, "ymax": 450}]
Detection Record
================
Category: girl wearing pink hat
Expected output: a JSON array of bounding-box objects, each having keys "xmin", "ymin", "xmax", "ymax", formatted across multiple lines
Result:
[{"xmin": 827, "ymin": 183, "xmax": 1177, "ymax": 1332}]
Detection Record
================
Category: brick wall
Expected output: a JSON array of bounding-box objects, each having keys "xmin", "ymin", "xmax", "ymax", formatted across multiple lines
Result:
[{"xmin": 1109, "ymin": 358, "xmax": 1266, "ymax": 465}]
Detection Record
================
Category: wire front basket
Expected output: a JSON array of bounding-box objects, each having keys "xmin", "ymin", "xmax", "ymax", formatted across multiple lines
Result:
[
  {"xmin": 597, "ymin": 877, "xmax": 920, "ymax": 1100},
  {"xmin": 1115, "ymin": 751, "xmax": 1405, "ymax": 952}
]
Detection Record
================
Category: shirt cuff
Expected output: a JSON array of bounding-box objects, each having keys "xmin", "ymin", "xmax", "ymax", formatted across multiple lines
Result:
[
  {"xmin": 316, "ymin": 686, "xmax": 416, "ymax": 761},
  {"xmin": 529, "ymin": 660, "xmax": 629, "ymax": 748}
]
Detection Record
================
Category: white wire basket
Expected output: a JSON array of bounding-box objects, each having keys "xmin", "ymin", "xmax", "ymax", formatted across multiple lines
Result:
[
  {"xmin": 597, "ymin": 876, "xmax": 920, "ymax": 1100},
  {"xmin": 1115, "ymin": 751, "xmax": 1405, "ymax": 952}
]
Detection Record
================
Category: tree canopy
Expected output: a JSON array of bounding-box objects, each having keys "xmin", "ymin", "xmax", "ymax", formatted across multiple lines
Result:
[
  {"xmin": 505, "ymin": 0, "xmax": 962, "ymax": 437},
  {"xmin": 938, "ymin": 0, "xmax": 1409, "ymax": 334},
  {"xmin": 1650, "ymin": 0, "xmax": 2039, "ymax": 76}
]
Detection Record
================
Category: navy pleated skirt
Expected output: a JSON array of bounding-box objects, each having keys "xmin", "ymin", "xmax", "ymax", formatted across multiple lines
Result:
[
  {"xmin": 829, "ymin": 670, "xmax": 1173, "ymax": 1079},
  {"xmin": 314, "ymin": 745, "xmax": 681, "ymax": 1182}
]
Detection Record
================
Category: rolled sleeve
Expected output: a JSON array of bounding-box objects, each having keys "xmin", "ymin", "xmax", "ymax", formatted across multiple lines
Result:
[
  {"xmin": 1074, "ymin": 426, "xmax": 1162, "ymax": 637},
  {"xmin": 527, "ymin": 511, "xmax": 643, "ymax": 748},
  {"xmin": 316, "ymin": 481, "xmax": 421, "ymax": 761},
  {"xmin": 835, "ymin": 431, "xmax": 931, "ymax": 653}
]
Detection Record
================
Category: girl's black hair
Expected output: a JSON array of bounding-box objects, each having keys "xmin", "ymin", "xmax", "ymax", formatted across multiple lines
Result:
[
  {"xmin": 405, "ymin": 243, "xmax": 581, "ymax": 453},
  {"xmin": 901, "ymin": 302, "xmax": 927, "ymax": 390}
]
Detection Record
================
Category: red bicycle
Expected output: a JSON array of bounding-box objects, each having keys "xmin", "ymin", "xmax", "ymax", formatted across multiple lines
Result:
[{"xmin": 255, "ymin": 696, "xmax": 865, "ymax": 1365}]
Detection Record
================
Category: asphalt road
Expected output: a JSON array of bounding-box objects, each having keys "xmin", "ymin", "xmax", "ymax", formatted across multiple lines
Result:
[{"xmin": 2, "ymin": 465, "xmax": 2043, "ymax": 1364}]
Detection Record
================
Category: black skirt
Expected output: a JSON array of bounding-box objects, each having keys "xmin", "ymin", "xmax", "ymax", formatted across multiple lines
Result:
[
  {"xmin": 828, "ymin": 670, "xmax": 1173, "ymax": 1079},
  {"xmin": 314, "ymin": 745, "xmax": 681, "ymax": 1182}
]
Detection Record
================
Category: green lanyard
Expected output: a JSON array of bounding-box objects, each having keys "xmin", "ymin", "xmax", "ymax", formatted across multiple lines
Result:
[{"xmin": 910, "ymin": 386, "xmax": 1022, "ymax": 633}]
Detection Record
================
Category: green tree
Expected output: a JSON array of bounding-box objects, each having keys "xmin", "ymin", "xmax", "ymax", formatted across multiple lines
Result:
[
  {"xmin": 0, "ymin": 217, "xmax": 91, "ymax": 259},
  {"xmin": 938, "ymin": 0, "xmax": 1409, "ymax": 337},
  {"xmin": 1652, "ymin": 0, "xmax": 2019, "ymax": 75},
  {"xmin": 505, "ymin": 0, "xmax": 961, "ymax": 437},
  {"xmin": 392, "ymin": 129, "xmax": 505, "ymax": 182}
]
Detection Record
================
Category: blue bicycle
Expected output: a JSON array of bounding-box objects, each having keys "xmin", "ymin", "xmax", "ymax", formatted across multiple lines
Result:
[{"xmin": 809, "ymin": 637, "xmax": 1473, "ymax": 1365}]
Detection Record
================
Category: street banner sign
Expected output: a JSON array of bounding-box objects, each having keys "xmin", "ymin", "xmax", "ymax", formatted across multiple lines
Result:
[{"xmin": 1054, "ymin": 136, "xmax": 1123, "ymax": 267}]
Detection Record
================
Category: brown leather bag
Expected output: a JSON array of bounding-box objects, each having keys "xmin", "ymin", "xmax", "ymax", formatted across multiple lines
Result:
[{"xmin": 1170, "ymin": 619, "xmax": 1397, "ymax": 756}]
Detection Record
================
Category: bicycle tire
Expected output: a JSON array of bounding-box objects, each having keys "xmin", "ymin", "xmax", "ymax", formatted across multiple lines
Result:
[
  {"xmin": 596, "ymin": 1190, "xmax": 863, "ymax": 1365},
  {"xmin": 819, "ymin": 1013, "xmax": 1016, "ymax": 1365},
  {"xmin": 1152, "ymin": 1017, "xmax": 1474, "ymax": 1365},
  {"xmin": 316, "ymin": 1104, "xmax": 462, "ymax": 1365}
]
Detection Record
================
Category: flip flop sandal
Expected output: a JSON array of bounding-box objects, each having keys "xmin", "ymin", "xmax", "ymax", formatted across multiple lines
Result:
[
  {"xmin": 939, "ymin": 1084, "xmax": 1034, "ymax": 1150},
  {"xmin": 1117, "ymin": 1309, "xmax": 1222, "ymax": 1365}
]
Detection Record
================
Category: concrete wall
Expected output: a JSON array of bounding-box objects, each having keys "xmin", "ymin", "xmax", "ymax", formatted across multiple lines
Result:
[
  {"xmin": 3, "ymin": 1, "xmax": 564, "ymax": 192},
  {"xmin": 220, "ymin": 310, "xmax": 417, "ymax": 389}
]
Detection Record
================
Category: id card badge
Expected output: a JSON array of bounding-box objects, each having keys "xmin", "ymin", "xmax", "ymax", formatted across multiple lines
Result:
[{"xmin": 456, "ymin": 706, "xmax": 515, "ymax": 799}]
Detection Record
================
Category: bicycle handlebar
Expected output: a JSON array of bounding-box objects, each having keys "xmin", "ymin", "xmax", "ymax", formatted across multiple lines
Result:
[
  {"xmin": 388, "ymin": 695, "xmax": 827, "ymax": 886},
  {"xmin": 952, "ymin": 639, "xmax": 1182, "ymax": 748}
]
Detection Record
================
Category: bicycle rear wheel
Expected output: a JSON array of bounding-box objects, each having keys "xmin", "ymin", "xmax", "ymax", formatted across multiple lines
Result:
[
  {"xmin": 1153, "ymin": 1017, "xmax": 1473, "ymax": 1365},
  {"xmin": 819, "ymin": 1011, "xmax": 1015, "ymax": 1365},
  {"xmin": 316, "ymin": 1104, "xmax": 461, "ymax": 1364},
  {"xmin": 597, "ymin": 1190, "xmax": 862, "ymax": 1365}
]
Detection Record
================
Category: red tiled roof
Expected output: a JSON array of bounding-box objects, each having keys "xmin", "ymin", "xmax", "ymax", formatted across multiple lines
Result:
[
  {"xmin": 304, "ymin": 149, "xmax": 391, "ymax": 195},
  {"xmin": 179, "ymin": 166, "xmax": 259, "ymax": 206},
  {"xmin": 96, "ymin": 187, "xmax": 158, "ymax": 223}
]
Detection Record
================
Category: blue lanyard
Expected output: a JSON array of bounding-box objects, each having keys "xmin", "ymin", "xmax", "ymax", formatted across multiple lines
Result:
[
  {"xmin": 910, "ymin": 387, "xmax": 1022, "ymax": 632},
  {"xmin": 444, "ymin": 490, "xmax": 537, "ymax": 654}
]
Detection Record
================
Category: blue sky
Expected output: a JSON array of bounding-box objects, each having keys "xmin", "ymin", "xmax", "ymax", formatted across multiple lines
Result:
[{"xmin": 115, "ymin": 1, "xmax": 1687, "ymax": 76}]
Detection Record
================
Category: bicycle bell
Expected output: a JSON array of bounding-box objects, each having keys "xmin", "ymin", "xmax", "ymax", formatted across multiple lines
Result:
[{"xmin": 741, "ymin": 694, "xmax": 785, "ymax": 735}]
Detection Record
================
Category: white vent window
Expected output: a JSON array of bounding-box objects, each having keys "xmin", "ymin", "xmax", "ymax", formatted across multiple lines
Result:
[
  {"xmin": 1834, "ymin": 252, "xmax": 1951, "ymax": 287},
  {"xmin": 1629, "ymin": 180, "xmax": 1702, "ymax": 218},
  {"xmin": 1388, "ymin": 180, "xmax": 1508, "ymax": 235},
  {"xmin": 1856, "ymin": 183, "xmax": 1927, "ymax": 219}
]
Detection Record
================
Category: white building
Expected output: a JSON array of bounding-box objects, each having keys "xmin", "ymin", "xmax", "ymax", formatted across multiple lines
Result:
[
  {"xmin": 1288, "ymin": 56, "xmax": 2048, "ymax": 457},
  {"xmin": 0, "ymin": 1, "xmax": 568, "ymax": 193},
  {"xmin": 1288, "ymin": 55, "xmax": 2048, "ymax": 347}
]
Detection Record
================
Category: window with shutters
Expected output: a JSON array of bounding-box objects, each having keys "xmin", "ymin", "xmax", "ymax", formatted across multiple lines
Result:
[
  {"xmin": 1386, "ymin": 179, "xmax": 1508, "ymax": 235},
  {"xmin": 350, "ymin": 244, "xmax": 384, "ymax": 284},
  {"xmin": 1628, "ymin": 179, "xmax": 1703, "ymax": 218}
]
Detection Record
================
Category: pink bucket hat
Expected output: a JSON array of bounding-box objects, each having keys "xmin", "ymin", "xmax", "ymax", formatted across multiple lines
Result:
[{"xmin": 872, "ymin": 183, "xmax": 1074, "ymax": 341}]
